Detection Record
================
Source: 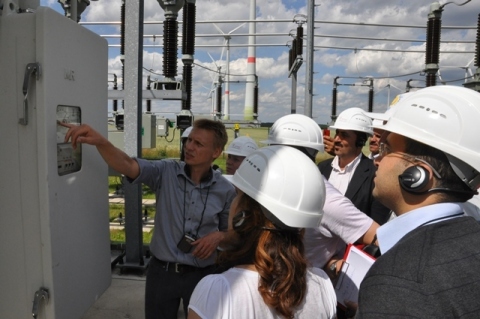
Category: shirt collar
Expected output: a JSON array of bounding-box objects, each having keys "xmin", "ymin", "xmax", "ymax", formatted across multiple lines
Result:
[
  {"xmin": 377, "ymin": 202, "xmax": 464, "ymax": 254},
  {"xmin": 177, "ymin": 162, "xmax": 216, "ymax": 187},
  {"xmin": 332, "ymin": 152, "xmax": 363, "ymax": 172}
]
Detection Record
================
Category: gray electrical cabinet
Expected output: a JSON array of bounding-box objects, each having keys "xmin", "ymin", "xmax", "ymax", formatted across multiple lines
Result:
[
  {"xmin": 142, "ymin": 113, "xmax": 157, "ymax": 148},
  {"xmin": 107, "ymin": 113, "xmax": 157, "ymax": 151},
  {"xmin": 0, "ymin": 7, "xmax": 111, "ymax": 319},
  {"xmin": 156, "ymin": 117, "xmax": 170, "ymax": 137}
]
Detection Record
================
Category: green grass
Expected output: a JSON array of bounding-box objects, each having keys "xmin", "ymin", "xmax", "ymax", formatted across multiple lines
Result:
[{"xmin": 110, "ymin": 228, "xmax": 154, "ymax": 244}]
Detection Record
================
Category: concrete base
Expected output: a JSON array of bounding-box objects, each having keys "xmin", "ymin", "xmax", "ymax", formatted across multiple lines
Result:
[{"xmin": 82, "ymin": 269, "xmax": 186, "ymax": 319}]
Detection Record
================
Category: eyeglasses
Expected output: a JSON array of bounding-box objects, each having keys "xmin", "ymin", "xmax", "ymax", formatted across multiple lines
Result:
[
  {"xmin": 378, "ymin": 143, "xmax": 441, "ymax": 179},
  {"xmin": 379, "ymin": 142, "xmax": 392, "ymax": 157}
]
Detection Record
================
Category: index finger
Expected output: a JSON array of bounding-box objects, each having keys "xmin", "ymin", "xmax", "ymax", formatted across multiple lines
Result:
[
  {"xmin": 61, "ymin": 122, "xmax": 80, "ymax": 146},
  {"xmin": 57, "ymin": 121, "xmax": 74, "ymax": 129}
]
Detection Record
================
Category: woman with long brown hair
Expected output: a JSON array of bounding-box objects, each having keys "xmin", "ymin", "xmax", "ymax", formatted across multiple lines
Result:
[{"xmin": 188, "ymin": 146, "xmax": 337, "ymax": 319}]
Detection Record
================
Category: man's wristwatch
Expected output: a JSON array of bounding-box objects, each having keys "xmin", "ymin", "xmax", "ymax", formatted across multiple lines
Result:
[{"xmin": 329, "ymin": 260, "xmax": 339, "ymax": 274}]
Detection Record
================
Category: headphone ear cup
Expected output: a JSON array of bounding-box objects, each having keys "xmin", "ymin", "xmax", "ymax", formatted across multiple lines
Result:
[
  {"xmin": 398, "ymin": 166, "xmax": 430, "ymax": 193},
  {"xmin": 232, "ymin": 210, "xmax": 246, "ymax": 230}
]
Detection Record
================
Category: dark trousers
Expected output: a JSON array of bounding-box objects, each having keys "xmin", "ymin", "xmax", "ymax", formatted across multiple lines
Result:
[{"xmin": 145, "ymin": 256, "xmax": 213, "ymax": 319}]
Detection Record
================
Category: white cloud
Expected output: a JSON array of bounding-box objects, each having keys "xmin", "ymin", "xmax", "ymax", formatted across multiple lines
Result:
[{"xmin": 40, "ymin": 0, "xmax": 480, "ymax": 124}]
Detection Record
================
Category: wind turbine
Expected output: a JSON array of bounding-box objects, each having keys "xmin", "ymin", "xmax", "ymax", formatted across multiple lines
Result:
[
  {"xmin": 438, "ymin": 57, "xmax": 475, "ymax": 84},
  {"xmin": 213, "ymin": 23, "xmax": 245, "ymax": 120},
  {"xmin": 207, "ymin": 52, "xmax": 223, "ymax": 120}
]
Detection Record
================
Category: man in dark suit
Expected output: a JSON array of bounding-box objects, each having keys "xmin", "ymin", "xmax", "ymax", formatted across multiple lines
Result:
[
  {"xmin": 318, "ymin": 107, "xmax": 390, "ymax": 225},
  {"xmin": 356, "ymin": 85, "xmax": 480, "ymax": 318}
]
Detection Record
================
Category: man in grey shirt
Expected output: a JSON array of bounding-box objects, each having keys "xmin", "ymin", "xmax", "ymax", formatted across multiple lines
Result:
[{"xmin": 63, "ymin": 118, "xmax": 236, "ymax": 319}]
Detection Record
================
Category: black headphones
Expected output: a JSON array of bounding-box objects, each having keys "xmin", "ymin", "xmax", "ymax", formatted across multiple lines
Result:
[
  {"xmin": 232, "ymin": 210, "xmax": 246, "ymax": 230},
  {"xmin": 398, "ymin": 166, "xmax": 430, "ymax": 193}
]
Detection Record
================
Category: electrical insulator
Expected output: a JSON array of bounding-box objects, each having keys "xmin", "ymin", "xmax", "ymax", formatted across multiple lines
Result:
[
  {"xmin": 253, "ymin": 85, "xmax": 259, "ymax": 117},
  {"xmin": 181, "ymin": 1, "xmax": 196, "ymax": 110},
  {"xmin": 182, "ymin": 65, "xmax": 192, "ymax": 110},
  {"xmin": 296, "ymin": 26, "xmax": 303, "ymax": 56},
  {"xmin": 113, "ymin": 74, "xmax": 118, "ymax": 112},
  {"xmin": 120, "ymin": 0, "xmax": 125, "ymax": 109},
  {"xmin": 146, "ymin": 76, "xmax": 151, "ymax": 113},
  {"xmin": 163, "ymin": 19, "xmax": 178, "ymax": 79},
  {"xmin": 425, "ymin": 14, "xmax": 441, "ymax": 87},
  {"xmin": 291, "ymin": 38, "xmax": 297, "ymax": 68},
  {"xmin": 425, "ymin": 18, "xmax": 441, "ymax": 66},
  {"xmin": 426, "ymin": 73, "xmax": 436, "ymax": 87},
  {"xmin": 182, "ymin": 2, "xmax": 196, "ymax": 110},
  {"xmin": 120, "ymin": 1, "xmax": 125, "ymax": 59},
  {"xmin": 288, "ymin": 47, "xmax": 293, "ymax": 71},
  {"xmin": 331, "ymin": 87, "xmax": 337, "ymax": 120},
  {"xmin": 216, "ymin": 86, "xmax": 222, "ymax": 115},
  {"xmin": 182, "ymin": 2, "xmax": 196, "ymax": 56},
  {"xmin": 475, "ymin": 13, "xmax": 480, "ymax": 68},
  {"xmin": 368, "ymin": 86, "xmax": 374, "ymax": 113}
]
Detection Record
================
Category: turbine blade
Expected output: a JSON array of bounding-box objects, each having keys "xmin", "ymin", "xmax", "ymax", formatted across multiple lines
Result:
[
  {"xmin": 213, "ymin": 23, "xmax": 225, "ymax": 35},
  {"xmin": 229, "ymin": 23, "xmax": 246, "ymax": 34}
]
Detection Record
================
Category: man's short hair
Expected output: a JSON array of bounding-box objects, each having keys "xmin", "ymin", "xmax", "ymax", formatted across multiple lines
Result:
[
  {"xmin": 355, "ymin": 132, "xmax": 368, "ymax": 148},
  {"xmin": 193, "ymin": 119, "xmax": 228, "ymax": 150},
  {"xmin": 404, "ymin": 137, "xmax": 473, "ymax": 202}
]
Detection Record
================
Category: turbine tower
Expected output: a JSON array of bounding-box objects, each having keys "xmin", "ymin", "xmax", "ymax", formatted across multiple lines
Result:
[
  {"xmin": 244, "ymin": 0, "xmax": 256, "ymax": 120},
  {"xmin": 213, "ymin": 23, "xmax": 245, "ymax": 120}
]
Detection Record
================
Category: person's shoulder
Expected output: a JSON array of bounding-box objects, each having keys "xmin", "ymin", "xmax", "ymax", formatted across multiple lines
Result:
[
  {"xmin": 318, "ymin": 158, "xmax": 333, "ymax": 168},
  {"xmin": 359, "ymin": 153, "xmax": 375, "ymax": 166},
  {"xmin": 213, "ymin": 172, "xmax": 236, "ymax": 191},
  {"xmin": 356, "ymin": 154, "xmax": 377, "ymax": 174},
  {"xmin": 198, "ymin": 268, "xmax": 248, "ymax": 288},
  {"xmin": 308, "ymin": 267, "xmax": 330, "ymax": 281}
]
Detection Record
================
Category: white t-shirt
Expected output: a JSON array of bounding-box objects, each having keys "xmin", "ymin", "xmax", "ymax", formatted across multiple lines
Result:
[
  {"xmin": 304, "ymin": 176, "xmax": 374, "ymax": 268},
  {"xmin": 189, "ymin": 267, "xmax": 337, "ymax": 319}
]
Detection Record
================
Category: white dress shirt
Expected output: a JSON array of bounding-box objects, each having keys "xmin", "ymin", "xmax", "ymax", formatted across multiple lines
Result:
[{"xmin": 328, "ymin": 153, "xmax": 362, "ymax": 195}]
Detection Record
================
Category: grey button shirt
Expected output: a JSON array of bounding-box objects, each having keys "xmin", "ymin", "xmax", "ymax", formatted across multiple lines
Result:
[{"xmin": 129, "ymin": 159, "xmax": 236, "ymax": 267}]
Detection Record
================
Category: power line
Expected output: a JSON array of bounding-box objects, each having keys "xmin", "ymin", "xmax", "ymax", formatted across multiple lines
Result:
[
  {"xmin": 108, "ymin": 43, "xmax": 474, "ymax": 54},
  {"xmin": 336, "ymin": 70, "xmax": 425, "ymax": 81},
  {"xmin": 313, "ymin": 45, "xmax": 474, "ymax": 54},
  {"xmin": 313, "ymin": 34, "xmax": 474, "ymax": 44},
  {"xmin": 192, "ymin": 62, "xmax": 252, "ymax": 77},
  {"xmin": 80, "ymin": 19, "xmax": 477, "ymax": 30},
  {"xmin": 100, "ymin": 32, "xmax": 475, "ymax": 44}
]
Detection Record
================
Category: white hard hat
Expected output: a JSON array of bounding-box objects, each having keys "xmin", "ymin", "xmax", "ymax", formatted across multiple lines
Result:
[
  {"xmin": 261, "ymin": 114, "xmax": 324, "ymax": 152},
  {"xmin": 329, "ymin": 107, "xmax": 374, "ymax": 136},
  {"xmin": 369, "ymin": 85, "xmax": 480, "ymax": 190},
  {"xmin": 181, "ymin": 126, "xmax": 192, "ymax": 139},
  {"xmin": 389, "ymin": 92, "xmax": 415, "ymax": 107},
  {"xmin": 224, "ymin": 136, "xmax": 259, "ymax": 157},
  {"xmin": 223, "ymin": 174, "xmax": 234, "ymax": 184},
  {"xmin": 231, "ymin": 145, "xmax": 326, "ymax": 228}
]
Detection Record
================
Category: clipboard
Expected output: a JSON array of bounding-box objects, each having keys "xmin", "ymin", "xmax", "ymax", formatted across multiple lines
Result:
[{"xmin": 335, "ymin": 244, "xmax": 376, "ymax": 308}]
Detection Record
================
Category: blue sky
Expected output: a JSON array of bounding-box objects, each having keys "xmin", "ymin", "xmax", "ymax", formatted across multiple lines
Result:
[{"xmin": 41, "ymin": 0, "xmax": 478, "ymax": 124}]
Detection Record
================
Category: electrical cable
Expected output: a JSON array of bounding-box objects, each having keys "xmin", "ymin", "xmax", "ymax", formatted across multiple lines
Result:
[
  {"xmin": 142, "ymin": 67, "xmax": 163, "ymax": 76},
  {"xmin": 164, "ymin": 127, "xmax": 175, "ymax": 143},
  {"xmin": 441, "ymin": 74, "xmax": 475, "ymax": 83},
  {"xmin": 193, "ymin": 62, "xmax": 250, "ymax": 77}
]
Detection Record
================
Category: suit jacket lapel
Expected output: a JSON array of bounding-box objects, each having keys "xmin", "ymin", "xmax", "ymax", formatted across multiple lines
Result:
[{"xmin": 345, "ymin": 155, "xmax": 371, "ymax": 199}]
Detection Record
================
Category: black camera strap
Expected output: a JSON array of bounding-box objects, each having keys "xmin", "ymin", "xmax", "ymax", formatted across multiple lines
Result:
[{"xmin": 183, "ymin": 177, "xmax": 211, "ymax": 238}]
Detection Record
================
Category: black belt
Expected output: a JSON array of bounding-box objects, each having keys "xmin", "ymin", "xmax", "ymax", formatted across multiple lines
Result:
[{"xmin": 154, "ymin": 256, "xmax": 204, "ymax": 275}]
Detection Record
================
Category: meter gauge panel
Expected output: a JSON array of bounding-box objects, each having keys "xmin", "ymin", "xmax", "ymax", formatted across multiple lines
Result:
[{"xmin": 56, "ymin": 105, "xmax": 82, "ymax": 176}]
